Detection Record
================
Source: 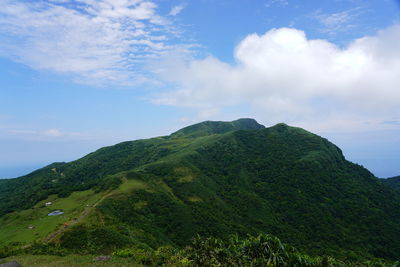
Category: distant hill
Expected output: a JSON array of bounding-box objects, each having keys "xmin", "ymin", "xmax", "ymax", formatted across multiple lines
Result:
[
  {"xmin": 382, "ymin": 176, "xmax": 400, "ymax": 192},
  {"xmin": 1, "ymin": 119, "xmax": 400, "ymax": 261}
]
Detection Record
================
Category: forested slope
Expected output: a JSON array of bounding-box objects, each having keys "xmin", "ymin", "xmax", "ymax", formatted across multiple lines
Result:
[{"xmin": 382, "ymin": 176, "xmax": 400, "ymax": 192}]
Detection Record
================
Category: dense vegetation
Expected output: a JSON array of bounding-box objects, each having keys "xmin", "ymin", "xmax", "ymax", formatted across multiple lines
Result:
[
  {"xmin": 2, "ymin": 234, "xmax": 399, "ymax": 266},
  {"xmin": 1, "ymin": 118, "xmax": 400, "ymax": 263},
  {"xmin": 382, "ymin": 176, "xmax": 400, "ymax": 192}
]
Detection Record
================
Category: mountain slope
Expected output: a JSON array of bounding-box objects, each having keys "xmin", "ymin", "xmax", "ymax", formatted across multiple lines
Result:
[
  {"xmin": 89, "ymin": 123, "xmax": 400, "ymax": 259},
  {"xmin": 1, "ymin": 119, "xmax": 400, "ymax": 261},
  {"xmin": 382, "ymin": 176, "xmax": 400, "ymax": 192},
  {"xmin": 0, "ymin": 118, "xmax": 262, "ymax": 216}
]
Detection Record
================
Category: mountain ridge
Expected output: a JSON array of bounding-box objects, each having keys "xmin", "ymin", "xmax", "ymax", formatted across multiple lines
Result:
[
  {"xmin": 1, "ymin": 119, "xmax": 400, "ymax": 261},
  {"xmin": 170, "ymin": 118, "xmax": 265, "ymax": 138}
]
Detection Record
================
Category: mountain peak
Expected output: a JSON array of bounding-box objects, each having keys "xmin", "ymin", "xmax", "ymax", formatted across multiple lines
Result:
[
  {"xmin": 170, "ymin": 118, "xmax": 265, "ymax": 138},
  {"xmin": 270, "ymin": 122, "xmax": 289, "ymax": 130}
]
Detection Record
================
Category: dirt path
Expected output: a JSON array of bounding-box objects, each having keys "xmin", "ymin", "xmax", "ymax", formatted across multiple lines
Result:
[{"xmin": 43, "ymin": 191, "xmax": 113, "ymax": 243}]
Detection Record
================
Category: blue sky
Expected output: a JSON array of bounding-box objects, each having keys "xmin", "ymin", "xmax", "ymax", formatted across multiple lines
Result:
[{"xmin": 0, "ymin": 0, "xmax": 400, "ymax": 178}]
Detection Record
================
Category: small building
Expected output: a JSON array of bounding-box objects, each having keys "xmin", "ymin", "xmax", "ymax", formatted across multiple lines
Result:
[
  {"xmin": 45, "ymin": 202, "xmax": 52, "ymax": 206},
  {"xmin": 48, "ymin": 210, "xmax": 64, "ymax": 216}
]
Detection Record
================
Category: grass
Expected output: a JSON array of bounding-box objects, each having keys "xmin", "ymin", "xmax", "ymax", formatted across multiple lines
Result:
[
  {"xmin": 0, "ymin": 255, "xmax": 138, "ymax": 267},
  {"xmin": 187, "ymin": 196, "xmax": 202, "ymax": 202},
  {"xmin": 0, "ymin": 178, "xmax": 151, "ymax": 247},
  {"xmin": 0, "ymin": 190, "xmax": 103, "ymax": 246},
  {"xmin": 118, "ymin": 179, "xmax": 147, "ymax": 193}
]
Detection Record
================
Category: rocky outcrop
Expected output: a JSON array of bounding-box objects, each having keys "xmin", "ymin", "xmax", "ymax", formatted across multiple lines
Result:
[{"xmin": 0, "ymin": 261, "xmax": 20, "ymax": 267}]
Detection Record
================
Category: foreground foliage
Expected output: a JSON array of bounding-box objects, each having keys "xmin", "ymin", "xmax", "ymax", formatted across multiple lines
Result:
[
  {"xmin": 147, "ymin": 234, "xmax": 400, "ymax": 266},
  {"xmin": 2, "ymin": 234, "xmax": 399, "ymax": 266}
]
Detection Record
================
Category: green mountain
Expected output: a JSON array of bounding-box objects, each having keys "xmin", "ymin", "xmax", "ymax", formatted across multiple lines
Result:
[
  {"xmin": 1, "ymin": 118, "xmax": 400, "ymax": 262},
  {"xmin": 170, "ymin": 118, "xmax": 265, "ymax": 138},
  {"xmin": 0, "ymin": 118, "xmax": 264, "ymax": 216},
  {"xmin": 382, "ymin": 176, "xmax": 400, "ymax": 192}
]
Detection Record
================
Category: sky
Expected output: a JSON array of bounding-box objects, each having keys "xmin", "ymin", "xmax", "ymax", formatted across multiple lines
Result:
[{"xmin": 0, "ymin": 0, "xmax": 400, "ymax": 178}]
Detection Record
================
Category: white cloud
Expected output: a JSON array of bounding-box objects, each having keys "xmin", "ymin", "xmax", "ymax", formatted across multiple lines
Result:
[
  {"xmin": 312, "ymin": 8, "xmax": 364, "ymax": 35},
  {"xmin": 7, "ymin": 128, "xmax": 90, "ymax": 139},
  {"xmin": 169, "ymin": 4, "xmax": 185, "ymax": 16},
  {"xmin": 44, "ymin": 129, "xmax": 64, "ymax": 137},
  {"xmin": 0, "ymin": 0, "xmax": 187, "ymax": 85},
  {"xmin": 154, "ymin": 25, "xmax": 400, "ymax": 133},
  {"xmin": 265, "ymin": 0, "xmax": 289, "ymax": 8}
]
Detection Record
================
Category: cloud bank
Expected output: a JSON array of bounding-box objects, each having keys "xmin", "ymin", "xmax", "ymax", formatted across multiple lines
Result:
[
  {"xmin": 154, "ymin": 25, "xmax": 400, "ymax": 132},
  {"xmin": 1, "ymin": 1, "xmax": 399, "ymax": 133},
  {"xmin": 0, "ymin": 0, "xmax": 186, "ymax": 85}
]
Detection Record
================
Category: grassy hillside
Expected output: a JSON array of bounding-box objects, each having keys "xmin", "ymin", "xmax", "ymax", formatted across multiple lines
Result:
[
  {"xmin": 0, "ymin": 177, "xmax": 154, "ymax": 248},
  {"xmin": 1, "ymin": 119, "xmax": 400, "ymax": 262},
  {"xmin": 0, "ymin": 189, "xmax": 104, "ymax": 246}
]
